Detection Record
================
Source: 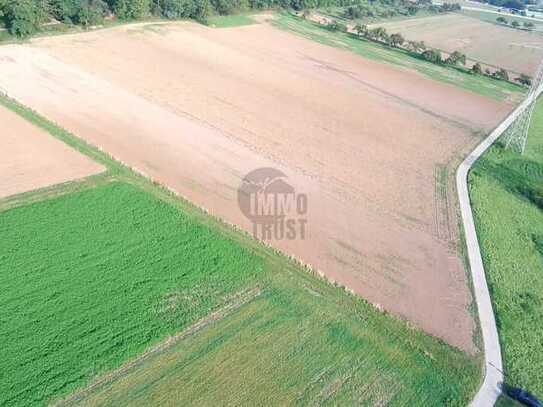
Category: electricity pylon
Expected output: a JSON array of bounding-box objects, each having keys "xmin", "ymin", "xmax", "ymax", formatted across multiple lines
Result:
[{"xmin": 503, "ymin": 60, "xmax": 543, "ymax": 154}]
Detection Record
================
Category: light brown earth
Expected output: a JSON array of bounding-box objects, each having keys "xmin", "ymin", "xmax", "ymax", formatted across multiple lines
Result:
[
  {"xmin": 371, "ymin": 13, "xmax": 543, "ymax": 75},
  {"xmin": 0, "ymin": 21, "xmax": 513, "ymax": 351},
  {"xmin": 0, "ymin": 104, "xmax": 103, "ymax": 199}
]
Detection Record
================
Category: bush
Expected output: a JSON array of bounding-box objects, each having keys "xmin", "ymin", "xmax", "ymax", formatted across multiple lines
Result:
[
  {"xmin": 76, "ymin": 0, "xmax": 108, "ymax": 26},
  {"xmin": 421, "ymin": 49, "xmax": 442, "ymax": 64},
  {"xmin": 471, "ymin": 62, "xmax": 483, "ymax": 75},
  {"xmin": 4, "ymin": 0, "xmax": 48, "ymax": 37},
  {"xmin": 494, "ymin": 68, "xmax": 510, "ymax": 81},
  {"xmin": 113, "ymin": 0, "xmax": 151, "ymax": 19},
  {"xmin": 516, "ymin": 73, "xmax": 532, "ymax": 86}
]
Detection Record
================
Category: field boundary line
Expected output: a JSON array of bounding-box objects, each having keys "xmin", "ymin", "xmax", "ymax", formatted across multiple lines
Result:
[
  {"xmin": 51, "ymin": 287, "xmax": 262, "ymax": 407},
  {"xmin": 457, "ymin": 84, "xmax": 543, "ymax": 406}
]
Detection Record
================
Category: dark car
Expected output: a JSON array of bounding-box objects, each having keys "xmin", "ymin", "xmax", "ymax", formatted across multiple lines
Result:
[{"xmin": 504, "ymin": 384, "xmax": 542, "ymax": 407}]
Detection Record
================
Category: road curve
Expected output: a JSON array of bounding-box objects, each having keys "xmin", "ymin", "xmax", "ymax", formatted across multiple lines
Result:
[{"xmin": 457, "ymin": 88, "xmax": 542, "ymax": 406}]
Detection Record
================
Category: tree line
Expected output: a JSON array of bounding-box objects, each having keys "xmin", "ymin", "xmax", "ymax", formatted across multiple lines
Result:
[
  {"xmin": 321, "ymin": 17, "xmax": 532, "ymax": 86},
  {"xmin": 343, "ymin": 0, "xmax": 460, "ymax": 21},
  {"xmin": 0, "ymin": 0, "xmax": 366, "ymax": 37},
  {"xmin": 496, "ymin": 15, "xmax": 535, "ymax": 29}
]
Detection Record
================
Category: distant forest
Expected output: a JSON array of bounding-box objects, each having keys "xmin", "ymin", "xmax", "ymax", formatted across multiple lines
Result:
[{"xmin": 0, "ymin": 0, "xmax": 363, "ymax": 37}]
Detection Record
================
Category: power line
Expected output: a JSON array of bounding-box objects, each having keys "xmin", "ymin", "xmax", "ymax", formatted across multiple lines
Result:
[{"xmin": 503, "ymin": 59, "xmax": 543, "ymax": 154}]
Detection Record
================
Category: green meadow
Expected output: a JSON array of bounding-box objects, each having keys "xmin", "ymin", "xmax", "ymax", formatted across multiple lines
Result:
[
  {"xmin": 207, "ymin": 14, "xmax": 257, "ymax": 28},
  {"xmin": 470, "ymin": 97, "xmax": 543, "ymax": 397}
]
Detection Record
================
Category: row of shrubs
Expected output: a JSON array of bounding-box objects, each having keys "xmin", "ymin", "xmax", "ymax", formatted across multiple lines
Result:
[
  {"xmin": 319, "ymin": 17, "xmax": 533, "ymax": 86},
  {"xmin": 496, "ymin": 15, "xmax": 535, "ymax": 29}
]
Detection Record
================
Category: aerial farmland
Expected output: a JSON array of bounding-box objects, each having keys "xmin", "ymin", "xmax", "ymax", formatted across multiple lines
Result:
[{"xmin": 0, "ymin": 1, "xmax": 541, "ymax": 406}]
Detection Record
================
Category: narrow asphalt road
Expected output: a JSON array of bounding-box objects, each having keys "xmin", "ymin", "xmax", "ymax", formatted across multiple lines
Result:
[{"xmin": 457, "ymin": 87, "xmax": 542, "ymax": 406}]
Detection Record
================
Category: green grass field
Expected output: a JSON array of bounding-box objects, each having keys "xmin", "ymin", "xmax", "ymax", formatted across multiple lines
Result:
[
  {"xmin": 273, "ymin": 13, "xmax": 524, "ymax": 102},
  {"xmin": 0, "ymin": 94, "xmax": 482, "ymax": 405},
  {"xmin": 0, "ymin": 181, "xmax": 265, "ymax": 406},
  {"xmin": 207, "ymin": 14, "xmax": 256, "ymax": 28},
  {"xmin": 470, "ymin": 98, "xmax": 543, "ymax": 398},
  {"xmin": 70, "ymin": 270, "xmax": 479, "ymax": 406}
]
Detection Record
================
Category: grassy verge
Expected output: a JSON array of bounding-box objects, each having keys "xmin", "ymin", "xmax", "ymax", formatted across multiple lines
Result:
[
  {"xmin": 469, "ymin": 97, "xmax": 543, "ymax": 397},
  {"xmin": 207, "ymin": 14, "xmax": 257, "ymax": 28},
  {"xmin": 0, "ymin": 97, "xmax": 480, "ymax": 405},
  {"xmin": 272, "ymin": 12, "xmax": 524, "ymax": 102}
]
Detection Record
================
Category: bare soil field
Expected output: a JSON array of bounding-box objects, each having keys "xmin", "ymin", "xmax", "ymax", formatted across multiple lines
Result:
[
  {"xmin": 0, "ymin": 21, "xmax": 512, "ymax": 351},
  {"xmin": 0, "ymin": 104, "xmax": 103, "ymax": 199},
  {"xmin": 372, "ymin": 13, "xmax": 543, "ymax": 75}
]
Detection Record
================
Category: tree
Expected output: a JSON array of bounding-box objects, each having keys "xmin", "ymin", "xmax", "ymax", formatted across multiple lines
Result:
[
  {"xmin": 407, "ymin": 5, "xmax": 418, "ymax": 15},
  {"xmin": 345, "ymin": 5, "xmax": 362, "ymax": 19},
  {"xmin": 421, "ymin": 49, "xmax": 442, "ymax": 64},
  {"xmin": 389, "ymin": 33, "xmax": 404, "ymax": 48},
  {"xmin": 368, "ymin": 26, "xmax": 387, "ymax": 42},
  {"xmin": 496, "ymin": 16, "xmax": 508, "ymax": 24},
  {"xmin": 515, "ymin": 73, "xmax": 532, "ymax": 86},
  {"xmin": 4, "ymin": 0, "xmax": 49, "ymax": 37},
  {"xmin": 511, "ymin": 20, "xmax": 520, "ymax": 28},
  {"xmin": 354, "ymin": 23, "xmax": 368, "ymax": 37},
  {"xmin": 445, "ymin": 50, "xmax": 466, "ymax": 66},
  {"xmin": 113, "ymin": 0, "xmax": 151, "ymax": 19},
  {"xmin": 493, "ymin": 68, "xmax": 510, "ymax": 81},
  {"xmin": 471, "ymin": 62, "xmax": 482, "ymax": 75},
  {"xmin": 524, "ymin": 21, "xmax": 535, "ymax": 29},
  {"xmin": 407, "ymin": 40, "xmax": 426, "ymax": 53},
  {"xmin": 161, "ymin": 0, "xmax": 196, "ymax": 19},
  {"xmin": 326, "ymin": 20, "xmax": 346, "ymax": 32},
  {"xmin": 77, "ymin": 0, "xmax": 108, "ymax": 26}
]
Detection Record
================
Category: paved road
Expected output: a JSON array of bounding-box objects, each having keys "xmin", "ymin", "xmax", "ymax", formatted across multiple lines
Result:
[{"xmin": 457, "ymin": 87, "xmax": 542, "ymax": 406}]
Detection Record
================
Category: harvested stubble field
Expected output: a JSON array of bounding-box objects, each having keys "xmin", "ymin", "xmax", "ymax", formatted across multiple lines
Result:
[
  {"xmin": 470, "ymin": 98, "xmax": 543, "ymax": 397},
  {"xmin": 372, "ymin": 13, "xmax": 543, "ymax": 76},
  {"xmin": 0, "ymin": 100, "xmax": 481, "ymax": 406},
  {"xmin": 0, "ymin": 15, "xmax": 515, "ymax": 352},
  {"xmin": 0, "ymin": 104, "xmax": 103, "ymax": 199}
]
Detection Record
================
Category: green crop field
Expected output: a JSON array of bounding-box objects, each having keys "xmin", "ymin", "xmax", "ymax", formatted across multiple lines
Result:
[
  {"xmin": 69, "ymin": 271, "xmax": 478, "ymax": 407},
  {"xmin": 0, "ymin": 96, "xmax": 481, "ymax": 406},
  {"xmin": 0, "ymin": 181, "xmax": 264, "ymax": 406},
  {"xmin": 470, "ymin": 98, "xmax": 543, "ymax": 397},
  {"xmin": 273, "ymin": 13, "xmax": 524, "ymax": 102},
  {"xmin": 207, "ymin": 14, "xmax": 256, "ymax": 28}
]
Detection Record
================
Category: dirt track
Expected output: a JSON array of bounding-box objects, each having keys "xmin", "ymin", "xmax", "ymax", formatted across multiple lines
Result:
[
  {"xmin": 0, "ymin": 104, "xmax": 103, "ymax": 199},
  {"xmin": 0, "ymin": 21, "xmax": 513, "ymax": 351}
]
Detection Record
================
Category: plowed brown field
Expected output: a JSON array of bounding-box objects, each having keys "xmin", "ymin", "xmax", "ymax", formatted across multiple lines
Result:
[
  {"xmin": 0, "ymin": 20, "xmax": 512, "ymax": 351},
  {"xmin": 0, "ymin": 104, "xmax": 103, "ymax": 199}
]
